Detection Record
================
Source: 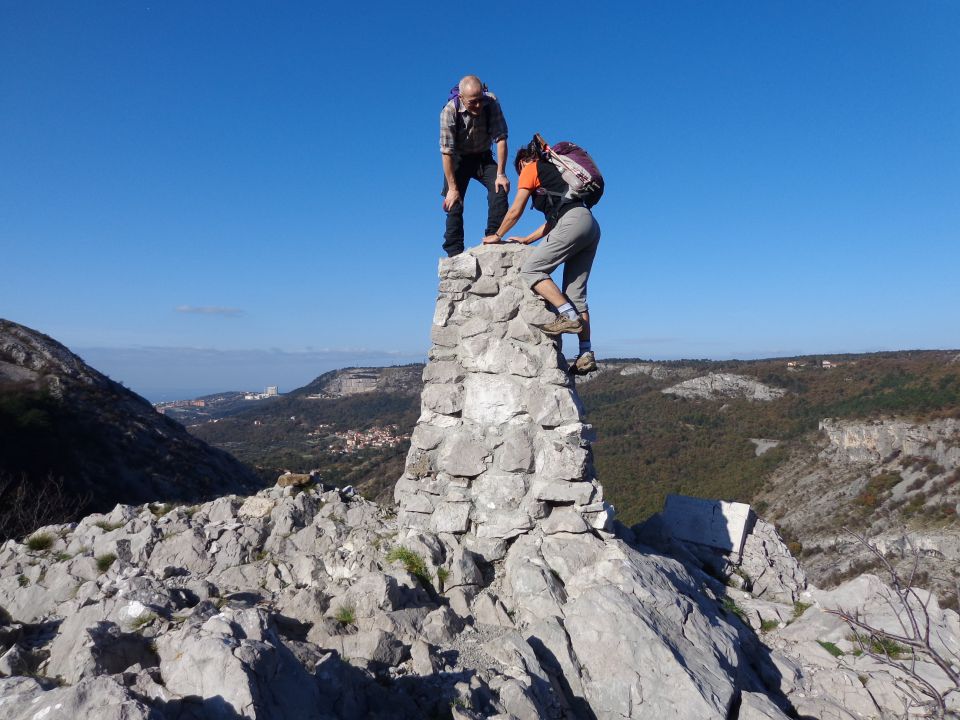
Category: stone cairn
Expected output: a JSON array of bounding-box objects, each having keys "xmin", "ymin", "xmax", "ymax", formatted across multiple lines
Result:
[{"xmin": 395, "ymin": 244, "xmax": 614, "ymax": 561}]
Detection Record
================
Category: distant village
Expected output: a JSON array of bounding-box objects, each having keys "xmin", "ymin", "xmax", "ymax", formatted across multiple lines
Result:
[
  {"xmin": 308, "ymin": 423, "xmax": 409, "ymax": 454},
  {"xmin": 153, "ymin": 387, "xmax": 408, "ymax": 455},
  {"xmin": 154, "ymin": 386, "xmax": 279, "ymax": 415},
  {"xmin": 244, "ymin": 386, "xmax": 279, "ymax": 400},
  {"xmin": 786, "ymin": 359, "xmax": 850, "ymax": 371}
]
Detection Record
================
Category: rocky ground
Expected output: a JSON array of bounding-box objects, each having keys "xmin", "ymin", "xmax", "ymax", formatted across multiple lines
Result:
[
  {"xmin": 2, "ymin": 246, "xmax": 958, "ymax": 719},
  {"xmin": 1, "ymin": 480, "xmax": 958, "ymax": 719},
  {"xmin": 0, "ymin": 483, "xmax": 528, "ymax": 719}
]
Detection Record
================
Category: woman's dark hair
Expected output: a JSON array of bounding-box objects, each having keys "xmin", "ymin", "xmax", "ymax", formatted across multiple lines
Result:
[{"xmin": 513, "ymin": 145, "xmax": 539, "ymax": 175}]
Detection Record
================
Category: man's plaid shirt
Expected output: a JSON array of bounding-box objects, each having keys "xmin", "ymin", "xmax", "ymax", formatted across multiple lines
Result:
[{"xmin": 439, "ymin": 96, "xmax": 508, "ymax": 156}]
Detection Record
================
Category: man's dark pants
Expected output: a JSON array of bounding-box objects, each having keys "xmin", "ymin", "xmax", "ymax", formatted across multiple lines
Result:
[{"xmin": 441, "ymin": 151, "xmax": 508, "ymax": 257}]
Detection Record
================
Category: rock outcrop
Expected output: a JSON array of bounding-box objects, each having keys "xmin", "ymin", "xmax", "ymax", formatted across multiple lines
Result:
[
  {"xmin": 755, "ymin": 416, "xmax": 960, "ymax": 606},
  {"xmin": 820, "ymin": 417, "xmax": 960, "ymax": 465},
  {"xmin": 662, "ymin": 372, "xmax": 787, "ymax": 402}
]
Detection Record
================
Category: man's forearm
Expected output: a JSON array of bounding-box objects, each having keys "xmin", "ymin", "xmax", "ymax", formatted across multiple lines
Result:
[
  {"xmin": 496, "ymin": 139, "xmax": 508, "ymax": 176},
  {"xmin": 441, "ymin": 154, "xmax": 457, "ymax": 189}
]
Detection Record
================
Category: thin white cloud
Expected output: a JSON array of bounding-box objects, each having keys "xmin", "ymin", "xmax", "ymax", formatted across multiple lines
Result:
[{"xmin": 175, "ymin": 305, "xmax": 244, "ymax": 317}]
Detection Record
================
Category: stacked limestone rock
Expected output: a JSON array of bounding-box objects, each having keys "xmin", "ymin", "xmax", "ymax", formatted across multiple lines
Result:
[
  {"xmin": 396, "ymin": 244, "xmax": 613, "ymax": 552},
  {"xmin": 393, "ymin": 246, "xmax": 784, "ymax": 718},
  {"xmin": 391, "ymin": 245, "xmax": 960, "ymax": 719}
]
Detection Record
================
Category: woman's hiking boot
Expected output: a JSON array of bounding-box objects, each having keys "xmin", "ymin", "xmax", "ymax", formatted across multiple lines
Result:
[
  {"xmin": 570, "ymin": 351, "xmax": 597, "ymax": 375},
  {"xmin": 539, "ymin": 314, "xmax": 583, "ymax": 336}
]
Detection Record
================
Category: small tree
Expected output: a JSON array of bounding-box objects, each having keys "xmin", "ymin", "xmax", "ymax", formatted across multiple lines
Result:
[
  {"xmin": 0, "ymin": 472, "xmax": 88, "ymax": 542},
  {"xmin": 826, "ymin": 528, "xmax": 960, "ymax": 718}
]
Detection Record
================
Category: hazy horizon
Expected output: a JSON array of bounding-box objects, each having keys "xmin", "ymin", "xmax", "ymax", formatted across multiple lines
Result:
[{"xmin": 72, "ymin": 341, "xmax": 959, "ymax": 404}]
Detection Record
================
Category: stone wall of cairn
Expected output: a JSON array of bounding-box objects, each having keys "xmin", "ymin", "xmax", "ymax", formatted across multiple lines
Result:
[{"xmin": 394, "ymin": 245, "xmax": 614, "ymax": 562}]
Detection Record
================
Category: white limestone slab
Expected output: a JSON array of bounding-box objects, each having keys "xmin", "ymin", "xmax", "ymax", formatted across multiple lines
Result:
[{"xmin": 663, "ymin": 494, "xmax": 752, "ymax": 554}]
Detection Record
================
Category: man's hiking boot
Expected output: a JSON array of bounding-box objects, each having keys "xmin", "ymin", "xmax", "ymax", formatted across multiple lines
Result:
[
  {"xmin": 570, "ymin": 351, "xmax": 597, "ymax": 375},
  {"xmin": 539, "ymin": 314, "xmax": 583, "ymax": 336}
]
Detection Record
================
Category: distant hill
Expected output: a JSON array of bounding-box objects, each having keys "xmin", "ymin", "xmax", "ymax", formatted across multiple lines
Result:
[
  {"xmin": 0, "ymin": 319, "xmax": 260, "ymax": 540},
  {"xmin": 290, "ymin": 364, "xmax": 422, "ymax": 398},
  {"xmin": 188, "ymin": 351, "xmax": 960, "ymax": 528},
  {"xmin": 576, "ymin": 351, "xmax": 960, "ymax": 523},
  {"xmin": 189, "ymin": 366, "xmax": 422, "ymax": 500},
  {"xmin": 154, "ymin": 390, "xmax": 281, "ymax": 425}
]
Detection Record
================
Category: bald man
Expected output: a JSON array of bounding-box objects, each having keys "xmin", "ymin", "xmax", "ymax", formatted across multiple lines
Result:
[{"xmin": 439, "ymin": 75, "xmax": 509, "ymax": 257}]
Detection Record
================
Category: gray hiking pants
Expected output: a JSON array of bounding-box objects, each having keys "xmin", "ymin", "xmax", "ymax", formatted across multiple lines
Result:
[{"xmin": 519, "ymin": 206, "xmax": 600, "ymax": 313}]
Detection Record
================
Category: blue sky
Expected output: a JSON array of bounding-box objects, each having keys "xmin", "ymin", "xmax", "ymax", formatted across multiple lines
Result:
[{"xmin": 2, "ymin": 1, "xmax": 958, "ymax": 401}]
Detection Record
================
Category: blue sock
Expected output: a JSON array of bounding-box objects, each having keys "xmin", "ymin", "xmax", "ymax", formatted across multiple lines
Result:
[
  {"xmin": 579, "ymin": 341, "xmax": 592, "ymax": 354},
  {"xmin": 556, "ymin": 302, "xmax": 578, "ymax": 320}
]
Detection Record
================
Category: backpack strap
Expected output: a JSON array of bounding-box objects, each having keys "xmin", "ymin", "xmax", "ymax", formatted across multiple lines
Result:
[
  {"xmin": 452, "ymin": 95, "xmax": 493, "ymax": 137},
  {"xmin": 449, "ymin": 83, "xmax": 493, "ymax": 134}
]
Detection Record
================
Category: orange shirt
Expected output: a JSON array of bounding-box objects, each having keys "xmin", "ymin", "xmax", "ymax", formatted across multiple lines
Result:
[{"xmin": 518, "ymin": 162, "xmax": 541, "ymax": 192}]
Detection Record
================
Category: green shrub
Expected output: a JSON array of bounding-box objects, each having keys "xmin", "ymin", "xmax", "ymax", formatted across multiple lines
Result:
[
  {"xmin": 94, "ymin": 520, "xmax": 124, "ymax": 532},
  {"xmin": 386, "ymin": 546, "xmax": 431, "ymax": 587},
  {"xmin": 96, "ymin": 553, "xmax": 117, "ymax": 573},
  {"xmin": 848, "ymin": 632, "xmax": 907, "ymax": 658},
  {"xmin": 855, "ymin": 472, "xmax": 902, "ymax": 510},
  {"xmin": 902, "ymin": 492, "xmax": 928, "ymax": 517},
  {"xmin": 907, "ymin": 476, "xmax": 927, "ymax": 492},
  {"xmin": 130, "ymin": 612, "xmax": 157, "ymax": 631},
  {"xmin": 333, "ymin": 604, "xmax": 356, "ymax": 626},
  {"xmin": 793, "ymin": 601, "xmax": 812, "ymax": 618},
  {"xmin": 26, "ymin": 533, "xmax": 54, "ymax": 552},
  {"xmin": 818, "ymin": 640, "xmax": 843, "ymax": 657},
  {"xmin": 801, "ymin": 545, "xmax": 823, "ymax": 558},
  {"xmin": 436, "ymin": 567, "xmax": 450, "ymax": 592},
  {"xmin": 760, "ymin": 619, "xmax": 780, "ymax": 632},
  {"xmin": 17, "ymin": 575, "xmax": 29, "ymax": 588},
  {"xmin": 721, "ymin": 597, "xmax": 746, "ymax": 621},
  {"xmin": 53, "ymin": 551, "xmax": 72, "ymax": 562}
]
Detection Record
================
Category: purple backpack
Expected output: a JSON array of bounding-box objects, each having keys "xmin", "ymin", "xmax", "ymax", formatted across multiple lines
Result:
[{"xmin": 534, "ymin": 133, "xmax": 605, "ymax": 208}]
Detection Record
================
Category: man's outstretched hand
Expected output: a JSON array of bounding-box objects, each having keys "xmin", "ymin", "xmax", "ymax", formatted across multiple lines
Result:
[
  {"xmin": 495, "ymin": 174, "xmax": 510, "ymax": 193},
  {"xmin": 482, "ymin": 235, "xmax": 502, "ymax": 245}
]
